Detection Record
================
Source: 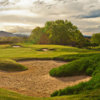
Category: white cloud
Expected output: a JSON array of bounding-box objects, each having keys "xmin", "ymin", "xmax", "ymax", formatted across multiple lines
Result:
[{"xmin": 0, "ymin": 0, "xmax": 100, "ymax": 35}]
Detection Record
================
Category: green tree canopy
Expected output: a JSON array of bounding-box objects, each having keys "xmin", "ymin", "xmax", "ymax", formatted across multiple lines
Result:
[
  {"xmin": 30, "ymin": 27, "xmax": 48, "ymax": 44},
  {"xmin": 30, "ymin": 20, "xmax": 86, "ymax": 47},
  {"xmin": 91, "ymin": 33, "xmax": 100, "ymax": 45}
]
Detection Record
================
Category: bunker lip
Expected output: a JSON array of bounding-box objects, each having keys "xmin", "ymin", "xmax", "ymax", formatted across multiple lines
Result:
[{"xmin": 0, "ymin": 60, "xmax": 91, "ymax": 97}]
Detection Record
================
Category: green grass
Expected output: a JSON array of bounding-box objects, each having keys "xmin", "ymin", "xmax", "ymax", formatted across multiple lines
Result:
[
  {"xmin": 0, "ymin": 88, "xmax": 100, "ymax": 100},
  {"xmin": 0, "ymin": 44, "xmax": 100, "ymax": 100},
  {"xmin": 0, "ymin": 43, "xmax": 99, "ymax": 61},
  {"xmin": 0, "ymin": 59, "xmax": 28, "ymax": 71},
  {"xmin": 0, "ymin": 44, "xmax": 11, "ymax": 49},
  {"xmin": 54, "ymin": 53, "xmax": 100, "ymax": 61},
  {"xmin": 50, "ymin": 55, "xmax": 100, "ymax": 97}
]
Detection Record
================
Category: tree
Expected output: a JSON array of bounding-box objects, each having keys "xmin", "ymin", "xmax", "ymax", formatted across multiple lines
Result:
[
  {"xmin": 91, "ymin": 33, "xmax": 100, "ymax": 45},
  {"xmin": 38, "ymin": 34, "xmax": 49, "ymax": 44},
  {"xmin": 30, "ymin": 19, "xmax": 86, "ymax": 47},
  {"xmin": 30, "ymin": 27, "xmax": 49, "ymax": 44},
  {"xmin": 44, "ymin": 20, "xmax": 86, "ymax": 47}
]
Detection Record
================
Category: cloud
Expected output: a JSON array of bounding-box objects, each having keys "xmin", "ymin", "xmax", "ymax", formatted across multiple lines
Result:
[
  {"xmin": 0, "ymin": 0, "xmax": 100, "ymax": 35},
  {"xmin": 78, "ymin": 9, "xmax": 100, "ymax": 18}
]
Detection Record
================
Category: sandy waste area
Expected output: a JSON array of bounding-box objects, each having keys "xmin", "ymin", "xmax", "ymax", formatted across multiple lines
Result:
[{"xmin": 0, "ymin": 60, "xmax": 91, "ymax": 97}]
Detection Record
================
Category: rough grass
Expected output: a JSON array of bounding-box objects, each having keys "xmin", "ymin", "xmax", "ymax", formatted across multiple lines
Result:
[
  {"xmin": 0, "ymin": 59, "xmax": 28, "ymax": 71},
  {"xmin": 50, "ymin": 55, "xmax": 100, "ymax": 96},
  {"xmin": 0, "ymin": 88, "xmax": 100, "ymax": 100},
  {"xmin": 54, "ymin": 53, "xmax": 100, "ymax": 61}
]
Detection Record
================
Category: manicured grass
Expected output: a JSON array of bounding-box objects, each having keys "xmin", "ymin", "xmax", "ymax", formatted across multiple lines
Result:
[
  {"xmin": 0, "ymin": 59, "xmax": 28, "ymax": 71},
  {"xmin": 50, "ymin": 55, "xmax": 100, "ymax": 97},
  {"xmin": 0, "ymin": 43, "xmax": 99, "ymax": 61},
  {"xmin": 0, "ymin": 44, "xmax": 11, "ymax": 49}
]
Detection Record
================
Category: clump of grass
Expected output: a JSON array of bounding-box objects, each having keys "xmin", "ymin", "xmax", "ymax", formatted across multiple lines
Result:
[
  {"xmin": 0, "ymin": 59, "xmax": 28, "ymax": 72},
  {"xmin": 50, "ymin": 54, "xmax": 100, "ymax": 97}
]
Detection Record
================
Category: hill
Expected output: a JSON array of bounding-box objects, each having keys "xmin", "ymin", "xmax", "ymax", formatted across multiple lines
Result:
[{"xmin": 0, "ymin": 31, "xmax": 16, "ymax": 37}]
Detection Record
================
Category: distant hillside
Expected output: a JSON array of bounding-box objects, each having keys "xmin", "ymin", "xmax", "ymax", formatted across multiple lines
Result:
[
  {"xmin": 0, "ymin": 31, "xmax": 16, "ymax": 37},
  {"xmin": 15, "ymin": 33, "xmax": 29, "ymax": 37},
  {"xmin": 0, "ymin": 31, "xmax": 28, "ymax": 37},
  {"xmin": 84, "ymin": 35, "xmax": 91, "ymax": 39}
]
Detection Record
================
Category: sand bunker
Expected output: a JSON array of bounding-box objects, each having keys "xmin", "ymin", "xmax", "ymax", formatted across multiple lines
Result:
[
  {"xmin": 12, "ymin": 45, "xmax": 22, "ymax": 48},
  {"xmin": 37, "ymin": 48, "xmax": 55, "ymax": 52},
  {"xmin": 0, "ymin": 60, "xmax": 91, "ymax": 97}
]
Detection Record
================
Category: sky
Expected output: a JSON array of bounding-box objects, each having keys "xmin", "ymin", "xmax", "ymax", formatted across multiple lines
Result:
[{"xmin": 0, "ymin": 0, "xmax": 100, "ymax": 35}]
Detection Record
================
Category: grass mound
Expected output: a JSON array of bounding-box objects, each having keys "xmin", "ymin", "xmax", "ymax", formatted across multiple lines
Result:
[
  {"xmin": 0, "ymin": 59, "xmax": 28, "ymax": 72},
  {"xmin": 50, "ymin": 54, "xmax": 100, "ymax": 96}
]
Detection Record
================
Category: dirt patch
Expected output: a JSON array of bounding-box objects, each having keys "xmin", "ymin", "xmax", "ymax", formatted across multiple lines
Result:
[{"xmin": 0, "ymin": 60, "xmax": 91, "ymax": 97}]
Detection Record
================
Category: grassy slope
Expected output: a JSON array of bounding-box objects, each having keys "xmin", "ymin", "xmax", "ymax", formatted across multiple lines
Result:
[
  {"xmin": 0, "ymin": 59, "xmax": 28, "ymax": 71},
  {"xmin": 0, "ymin": 88, "xmax": 100, "ymax": 100},
  {"xmin": 50, "ymin": 55, "xmax": 100, "ymax": 97}
]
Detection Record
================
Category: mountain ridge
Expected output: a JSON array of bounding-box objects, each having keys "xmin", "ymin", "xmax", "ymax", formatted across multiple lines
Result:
[{"xmin": 0, "ymin": 31, "xmax": 16, "ymax": 37}]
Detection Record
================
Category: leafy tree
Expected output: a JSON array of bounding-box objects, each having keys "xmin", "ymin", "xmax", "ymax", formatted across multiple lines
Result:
[
  {"xmin": 39, "ymin": 33, "xmax": 49, "ymax": 44},
  {"xmin": 30, "ymin": 20, "xmax": 86, "ymax": 47},
  {"xmin": 30, "ymin": 27, "xmax": 45, "ymax": 44},
  {"xmin": 91, "ymin": 33, "xmax": 100, "ymax": 45},
  {"xmin": 45, "ymin": 20, "xmax": 86, "ymax": 47}
]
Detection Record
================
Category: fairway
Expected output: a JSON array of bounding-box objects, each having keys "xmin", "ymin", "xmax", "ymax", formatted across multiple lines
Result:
[{"xmin": 0, "ymin": 44, "xmax": 99, "ymax": 60}]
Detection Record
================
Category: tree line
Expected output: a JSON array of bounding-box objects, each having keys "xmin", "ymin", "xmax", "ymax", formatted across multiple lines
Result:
[
  {"xmin": 30, "ymin": 19, "xmax": 100, "ymax": 47},
  {"xmin": 30, "ymin": 20, "xmax": 90, "ymax": 47},
  {"xmin": 0, "ymin": 19, "xmax": 99, "ymax": 47},
  {"xmin": 0, "ymin": 36, "xmax": 28, "ymax": 44}
]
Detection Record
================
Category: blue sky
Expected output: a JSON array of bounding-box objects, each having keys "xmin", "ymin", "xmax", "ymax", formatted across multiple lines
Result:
[{"xmin": 0, "ymin": 0, "xmax": 100, "ymax": 35}]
